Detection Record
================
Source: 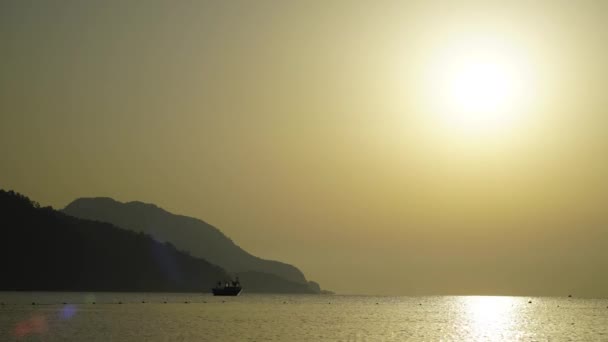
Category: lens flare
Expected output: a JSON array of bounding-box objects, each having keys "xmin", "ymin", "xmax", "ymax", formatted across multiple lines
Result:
[
  {"xmin": 60, "ymin": 304, "xmax": 78, "ymax": 320},
  {"xmin": 13, "ymin": 314, "xmax": 48, "ymax": 338}
]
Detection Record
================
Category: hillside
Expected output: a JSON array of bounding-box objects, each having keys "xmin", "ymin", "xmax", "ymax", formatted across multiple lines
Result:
[
  {"xmin": 63, "ymin": 197, "xmax": 319, "ymax": 292},
  {"xmin": 0, "ymin": 190, "xmax": 228, "ymax": 292}
]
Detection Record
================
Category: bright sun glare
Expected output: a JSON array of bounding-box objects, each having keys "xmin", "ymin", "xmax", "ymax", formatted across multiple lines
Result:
[
  {"xmin": 462, "ymin": 296, "xmax": 519, "ymax": 340},
  {"xmin": 424, "ymin": 35, "xmax": 534, "ymax": 137}
]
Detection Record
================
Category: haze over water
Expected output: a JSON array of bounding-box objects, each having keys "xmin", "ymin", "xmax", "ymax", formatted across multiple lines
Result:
[
  {"xmin": 3, "ymin": 1, "xmax": 608, "ymax": 341},
  {"xmin": 2, "ymin": 293, "xmax": 608, "ymax": 341},
  {"xmin": 2, "ymin": 0, "xmax": 608, "ymax": 297}
]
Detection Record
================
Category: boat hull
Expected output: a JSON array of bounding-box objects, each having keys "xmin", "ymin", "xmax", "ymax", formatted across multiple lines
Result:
[{"xmin": 212, "ymin": 287, "xmax": 242, "ymax": 296}]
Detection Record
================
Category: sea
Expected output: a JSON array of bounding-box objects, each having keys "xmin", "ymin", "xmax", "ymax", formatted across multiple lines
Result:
[{"xmin": 1, "ymin": 292, "xmax": 607, "ymax": 341}]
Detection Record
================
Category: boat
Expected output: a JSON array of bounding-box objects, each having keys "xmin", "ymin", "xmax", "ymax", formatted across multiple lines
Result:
[
  {"xmin": 212, "ymin": 286, "xmax": 242, "ymax": 296},
  {"xmin": 212, "ymin": 278, "xmax": 242, "ymax": 296}
]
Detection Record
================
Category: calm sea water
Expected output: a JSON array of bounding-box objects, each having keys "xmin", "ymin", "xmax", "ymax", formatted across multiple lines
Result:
[{"xmin": 1, "ymin": 292, "xmax": 607, "ymax": 341}]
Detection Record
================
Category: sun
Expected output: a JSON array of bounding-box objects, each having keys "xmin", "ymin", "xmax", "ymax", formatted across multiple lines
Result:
[
  {"xmin": 423, "ymin": 36, "xmax": 534, "ymax": 137},
  {"xmin": 442, "ymin": 55, "xmax": 523, "ymax": 123}
]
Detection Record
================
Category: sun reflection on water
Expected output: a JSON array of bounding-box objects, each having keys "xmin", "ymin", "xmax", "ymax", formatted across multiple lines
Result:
[{"xmin": 461, "ymin": 296, "xmax": 521, "ymax": 341}]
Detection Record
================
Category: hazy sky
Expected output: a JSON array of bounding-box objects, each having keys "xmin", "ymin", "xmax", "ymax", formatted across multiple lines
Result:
[{"xmin": 2, "ymin": 0, "xmax": 608, "ymax": 295}]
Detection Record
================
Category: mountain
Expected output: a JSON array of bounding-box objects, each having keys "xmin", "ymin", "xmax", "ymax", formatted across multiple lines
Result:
[
  {"xmin": 0, "ymin": 190, "xmax": 228, "ymax": 292},
  {"xmin": 63, "ymin": 197, "xmax": 321, "ymax": 292}
]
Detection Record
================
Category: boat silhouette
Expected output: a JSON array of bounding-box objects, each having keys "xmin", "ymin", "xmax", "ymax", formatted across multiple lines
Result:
[{"xmin": 212, "ymin": 277, "xmax": 242, "ymax": 296}]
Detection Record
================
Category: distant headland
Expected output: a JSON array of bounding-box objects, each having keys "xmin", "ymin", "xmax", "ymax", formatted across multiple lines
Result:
[{"xmin": 0, "ymin": 189, "xmax": 332, "ymax": 294}]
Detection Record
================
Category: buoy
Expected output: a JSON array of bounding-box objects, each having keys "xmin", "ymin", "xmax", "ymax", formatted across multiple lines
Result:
[
  {"xmin": 184, "ymin": 301, "xmax": 189, "ymax": 304},
  {"xmin": 141, "ymin": 301, "xmax": 146, "ymax": 304},
  {"xmin": 92, "ymin": 302, "xmax": 96, "ymax": 305},
  {"xmin": 163, "ymin": 301, "xmax": 167, "ymax": 304},
  {"xmin": 528, "ymin": 301, "xmax": 532, "ymax": 304}
]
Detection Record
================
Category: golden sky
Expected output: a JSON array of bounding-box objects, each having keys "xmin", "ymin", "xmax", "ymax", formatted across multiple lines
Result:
[{"xmin": 1, "ymin": 0, "xmax": 607, "ymax": 295}]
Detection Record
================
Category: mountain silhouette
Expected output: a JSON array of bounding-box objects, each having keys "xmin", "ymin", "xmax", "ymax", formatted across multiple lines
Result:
[
  {"xmin": 0, "ymin": 190, "xmax": 228, "ymax": 292},
  {"xmin": 63, "ymin": 197, "xmax": 321, "ymax": 292}
]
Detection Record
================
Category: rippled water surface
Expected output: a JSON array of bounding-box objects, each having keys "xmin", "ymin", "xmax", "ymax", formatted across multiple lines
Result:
[{"xmin": 1, "ymin": 293, "xmax": 607, "ymax": 341}]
